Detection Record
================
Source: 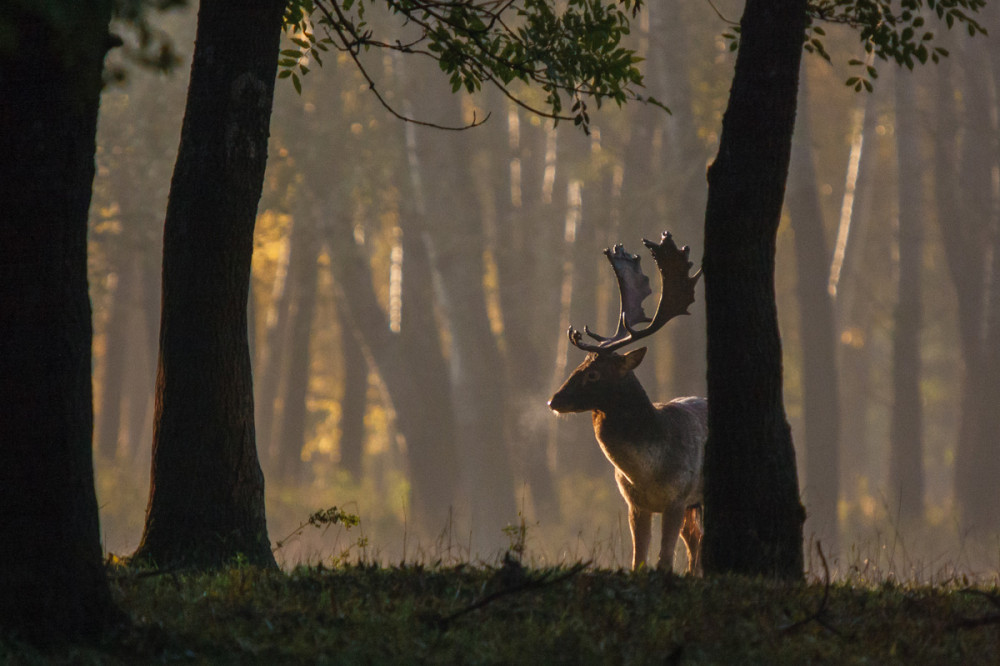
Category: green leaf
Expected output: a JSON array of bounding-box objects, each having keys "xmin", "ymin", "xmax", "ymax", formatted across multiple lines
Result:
[{"xmin": 292, "ymin": 72, "xmax": 302, "ymax": 95}]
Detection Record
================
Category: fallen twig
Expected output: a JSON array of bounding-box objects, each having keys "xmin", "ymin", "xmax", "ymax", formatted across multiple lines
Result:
[
  {"xmin": 779, "ymin": 541, "xmax": 843, "ymax": 637},
  {"xmin": 434, "ymin": 560, "xmax": 590, "ymax": 629}
]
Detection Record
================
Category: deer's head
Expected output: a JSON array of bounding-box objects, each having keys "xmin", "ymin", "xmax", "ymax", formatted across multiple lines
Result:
[
  {"xmin": 548, "ymin": 348, "xmax": 648, "ymax": 413},
  {"xmin": 548, "ymin": 232, "xmax": 700, "ymax": 414}
]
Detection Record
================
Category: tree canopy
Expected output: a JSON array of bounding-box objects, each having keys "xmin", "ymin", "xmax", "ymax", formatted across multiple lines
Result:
[{"xmin": 281, "ymin": 0, "xmax": 661, "ymax": 131}]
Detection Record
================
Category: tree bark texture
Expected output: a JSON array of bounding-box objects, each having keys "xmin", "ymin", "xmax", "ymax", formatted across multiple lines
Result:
[
  {"xmin": 888, "ymin": 68, "xmax": 925, "ymax": 526},
  {"xmin": 701, "ymin": 0, "xmax": 807, "ymax": 580},
  {"xmin": 0, "ymin": 1, "xmax": 122, "ymax": 641},
  {"xmin": 786, "ymin": 74, "xmax": 841, "ymax": 553},
  {"xmin": 133, "ymin": 0, "xmax": 285, "ymax": 569}
]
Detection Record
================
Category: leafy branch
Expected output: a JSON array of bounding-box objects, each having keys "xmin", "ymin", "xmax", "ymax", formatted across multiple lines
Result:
[
  {"xmin": 811, "ymin": 0, "xmax": 986, "ymax": 91},
  {"xmin": 272, "ymin": 506, "xmax": 360, "ymax": 553},
  {"xmin": 281, "ymin": 0, "xmax": 667, "ymax": 132},
  {"xmin": 720, "ymin": 0, "xmax": 986, "ymax": 92}
]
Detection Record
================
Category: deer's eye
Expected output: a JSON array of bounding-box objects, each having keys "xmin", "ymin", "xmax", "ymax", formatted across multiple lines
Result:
[{"xmin": 584, "ymin": 369, "xmax": 601, "ymax": 384}]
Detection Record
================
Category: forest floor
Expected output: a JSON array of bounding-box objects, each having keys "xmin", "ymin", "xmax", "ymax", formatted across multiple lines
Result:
[{"xmin": 3, "ymin": 556, "xmax": 1000, "ymax": 664}]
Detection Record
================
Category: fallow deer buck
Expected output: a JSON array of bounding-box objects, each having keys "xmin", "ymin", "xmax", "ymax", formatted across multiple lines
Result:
[{"xmin": 548, "ymin": 232, "xmax": 706, "ymax": 573}]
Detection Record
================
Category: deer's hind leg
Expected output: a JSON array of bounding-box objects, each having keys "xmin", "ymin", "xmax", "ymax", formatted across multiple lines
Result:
[
  {"xmin": 680, "ymin": 505, "xmax": 703, "ymax": 575},
  {"xmin": 657, "ymin": 505, "xmax": 685, "ymax": 571}
]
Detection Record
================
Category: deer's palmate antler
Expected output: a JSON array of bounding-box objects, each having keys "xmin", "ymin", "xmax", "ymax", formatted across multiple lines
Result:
[
  {"xmin": 550, "ymin": 231, "xmax": 706, "ymax": 573},
  {"xmin": 568, "ymin": 231, "xmax": 701, "ymax": 354}
]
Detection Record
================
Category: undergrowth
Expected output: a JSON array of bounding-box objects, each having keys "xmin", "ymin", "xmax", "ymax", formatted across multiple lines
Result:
[
  {"xmin": 5, "ymin": 507, "xmax": 1000, "ymax": 664},
  {"xmin": 3, "ymin": 558, "xmax": 1000, "ymax": 664}
]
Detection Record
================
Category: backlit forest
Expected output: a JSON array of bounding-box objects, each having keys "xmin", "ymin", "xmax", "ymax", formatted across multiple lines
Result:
[{"xmin": 89, "ymin": 0, "xmax": 1000, "ymax": 576}]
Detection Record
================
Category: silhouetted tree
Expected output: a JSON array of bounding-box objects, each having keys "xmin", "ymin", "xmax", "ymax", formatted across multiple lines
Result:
[
  {"xmin": 699, "ymin": 0, "xmax": 983, "ymax": 579},
  {"xmin": 133, "ymin": 0, "xmax": 286, "ymax": 569},
  {"xmin": 0, "ymin": 1, "xmax": 123, "ymax": 641},
  {"xmin": 700, "ymin": 0, "xmax": 808, "ymax": 580}
]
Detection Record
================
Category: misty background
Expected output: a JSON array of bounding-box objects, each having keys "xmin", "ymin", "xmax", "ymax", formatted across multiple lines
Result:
[{"xmin": 88, "ymin": 1, "xmax": 1000, "ymax": 577}]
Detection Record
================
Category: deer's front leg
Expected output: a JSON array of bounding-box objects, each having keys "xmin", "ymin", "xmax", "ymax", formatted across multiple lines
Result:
[
  {"xmin": 658, "ymin": 506, "xmax": 685, "ymax": 571},
  {"xmin": 628, "ymin": 503, "xmax": 652, "ymax": 570}
]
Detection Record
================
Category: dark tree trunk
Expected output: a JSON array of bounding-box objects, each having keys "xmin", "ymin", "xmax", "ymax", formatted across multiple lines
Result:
[
  {"xmin": 0, "ymin": 2, "xmax": 122, "ymax": 641},
  {"xmin": 786, "ymin": 74, "xmax": 841, "ymax": 553},
  {"xmin": 701, "ymin": 0, "xmax": 807, "ymax": 580},
  {"xmin": 888, "ymin": 68, "xmax": 925, "ymax": 526},
  {"xmin": 133, "ymin": 0, "xmax": 284, "ymax": 570}
]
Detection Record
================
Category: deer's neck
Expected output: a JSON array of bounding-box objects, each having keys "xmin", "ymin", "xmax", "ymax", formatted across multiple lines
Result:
[{"xmin": 591, "ymin": 373, "xmax": 660, "ymax": 451}]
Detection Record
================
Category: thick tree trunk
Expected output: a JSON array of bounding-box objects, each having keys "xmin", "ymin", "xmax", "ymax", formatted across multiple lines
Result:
[
  {"xmin": 888, "ymin": 68, "xmax": 925, "ymax": 526},
  {"xmin": 133, "ymin": 0, "xmax": 284, "ymax": 569},
  {"xmin": 701, "ymin": 0, "xmax": 807, "ymax": 580},
  {"xmin": 786, "ymin": 74, "xmax": 841, "ymax": 553},
  {"xmin": 0, "ymin": 2, "xmax": 122, "ymax": 641}
]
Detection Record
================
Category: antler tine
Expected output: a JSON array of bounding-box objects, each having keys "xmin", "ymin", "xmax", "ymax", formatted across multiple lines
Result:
[
  {"xmin": 567, "ymin": 231, "xmax": 699, "ymax": 354},
  {"xmin": 566, "ymin": 325, "xmax": 604, "ymax": 353}
]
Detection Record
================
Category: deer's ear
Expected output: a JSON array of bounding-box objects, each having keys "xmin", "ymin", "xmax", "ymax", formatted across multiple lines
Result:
[{"xmin": 621, "ymin": 347, "xmax": 647, "ymax": 374}]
